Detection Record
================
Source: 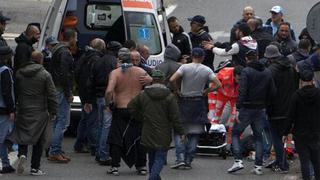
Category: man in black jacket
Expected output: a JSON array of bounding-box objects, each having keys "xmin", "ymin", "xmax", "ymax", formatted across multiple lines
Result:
[
  {"xmin": 285, "ymin": 70, "xmax": 320, "ymax": 180},
  {"xmin": 0, "ymin": 46, "xmax": 15, "ymax": 174},
  {"xmin": 85, "ymin": 41, "xmax": 119, "ymax": 165},
  {"xmin": 228, "ymin": 50, "xmax": 276, "ymax": 175},
  {"xmin": 73, "ymin": 38, "xmax": 105, "ymax": 156},
  {"xmin": 276, "ymin": 22, "xmax": 297, "ymax": 57},
  {"xmin": 168, "ymin": 16, "xmax": 192, "ymax": 60},
  {"xmin": 266, "ymin": 44, "xmax": 298, "ymax": 172},
  {"xmin": 0, "ymin": 12, "xmax": 10, "ymax": 47},
  {"xmin": 14, "ymin": 24, "xmax": 40, "ymax": 71},
  {"xmin": 48, "ymin": 29, "xmax": 76, "ymax": 163}
]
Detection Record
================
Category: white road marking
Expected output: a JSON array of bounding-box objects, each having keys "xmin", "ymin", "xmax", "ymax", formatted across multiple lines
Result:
[
  {"xmin": 210, "ymin": 31, "xmax": 230, "ymax": 40},
  {"xmin": 3, "ymin": 33, "xmax": 19, "ymax": 41}
]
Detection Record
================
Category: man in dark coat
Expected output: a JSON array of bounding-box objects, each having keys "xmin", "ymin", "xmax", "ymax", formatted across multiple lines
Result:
[
  {"xmin": 287, "ymin": 39, "xmax": 311, "ymax": 66},
  {"xmin": 0, "ymin": 12, "xmax": 10, "ymax": 47},
  {"xmin": 8, "ymin": 50, "xmax": 58, "ymax": 176},
  {"xmin": 276, "ymin": 22, "xmax": 297, "ymax": 56},
  {"xmin": 266, "ymin": 44, "xmax": 298, "ymax": 172},
  {"xmin": 14, "ymin": 24, "xmax": 40, "ymax": 71},
  {"xmin": 284, "ymin": 70, "xmax": 320, "ymax": 180},
  {"xmin": 0, "ymin": 46, "xmax": 15, "ymax": 174},
  {"xmin": 128, "ymin": 70, "xmax": 185, "ymax": 180},
  {"xmin": 188, "ymin": 15, "xmax": 215, "ymax": 70}
]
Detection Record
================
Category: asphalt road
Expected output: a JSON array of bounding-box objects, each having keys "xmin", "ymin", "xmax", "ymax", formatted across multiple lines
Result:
[{"xmin": 1, "ymin": 138, "xmax": 302, "ymax": 180}]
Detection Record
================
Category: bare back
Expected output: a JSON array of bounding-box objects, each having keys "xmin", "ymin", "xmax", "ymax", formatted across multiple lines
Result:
[{"xmin": 108, "ymin": 66, "xmax": 147, "ymax": 108}]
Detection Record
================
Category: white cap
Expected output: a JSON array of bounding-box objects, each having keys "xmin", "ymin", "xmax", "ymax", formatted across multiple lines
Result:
[{"xmin": 270, "ymin": 6, "xmax": 283, "ymax": 14}]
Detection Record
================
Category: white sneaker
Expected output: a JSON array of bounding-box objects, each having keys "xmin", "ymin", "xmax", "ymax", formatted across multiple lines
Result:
[
  {"xmin": 251, "ymin": 165, "xmax": 263, "ymax": 175},
  {"xmin": 30, "ymin": 169, "xmax": 46, "ymax": 176},
  {"xmin": 17, "ymin": 155, "xmax": 27, "ymax": 175},
  {"xmin": 227, "ymin": 160, "xmax": 244, "ymax": 173}
]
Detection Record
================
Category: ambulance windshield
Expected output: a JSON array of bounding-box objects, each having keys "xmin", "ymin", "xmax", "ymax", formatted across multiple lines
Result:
[{"xmin": 124, "ymin": 11, "xmax": 161, "ymax": 55}]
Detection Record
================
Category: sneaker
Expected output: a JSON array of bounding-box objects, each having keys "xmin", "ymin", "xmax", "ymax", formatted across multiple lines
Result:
[
  {"xmin": 170, "ymin": 161, "xmax": 185, "ymax": 169},
  {"xmin": 17, "ymin": 155, "xmax": 27, "ymax": 174},
  {"xmin": 136, "ymin": 167, "xmax": 147, "ymax": 175},
  {"xmin": 227, "ymin": 160, "xmax": 244, "ymax": 173},
  {"xmin": 30, "ymin": 169, "xmax": 46, "ymax": 176},
  {"xmin": 265, "ymin": 159, "xmax": 275, "ymax": 168},
  {"xmin": 184, "ymin": 163, "xmax": 192, "ymax": 170},
  {"xmin": 251, "ymin": 165, "xmax": 263, "ymax": 175},
  {"xmin": 0, "ymin": 165, "xmax": 15, "ymax": 174},
  {"xmin": 47, "ymin": 154, "xmax": 69, "ymax": 163},
  {"xmin": 271, "ymin": 165, "xmax": 289, "ymax": 174},
  {"xmin": 107, "ymin": 167, "xmax": 119, "ymax": 176}
]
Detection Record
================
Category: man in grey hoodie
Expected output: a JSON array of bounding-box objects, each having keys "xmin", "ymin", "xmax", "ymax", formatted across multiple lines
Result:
[{"xmin": 155, "ymin": 43, "xmax": 182, "ymax": 91}]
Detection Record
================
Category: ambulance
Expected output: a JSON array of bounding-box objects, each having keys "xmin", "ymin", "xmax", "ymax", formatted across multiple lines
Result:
[{"xmin": 38, "ymin": 0, "xmax": 170, "ymax": 66}]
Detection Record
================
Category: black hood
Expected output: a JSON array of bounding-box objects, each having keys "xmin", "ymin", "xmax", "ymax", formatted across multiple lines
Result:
[
  {"xmin": 145, "ymin": 84, "xmax": 170, "ymax": 100},
  {"xmin": 247, "ymin": 61, "xmax": 265, "ymax": 71},
  {"xmin": 15, "ymin": 33, "xmax": 34, "ymax": 46},
  {"xmin": 84, "ymin": 46, "xmax": 104, "ymax": 59},
  {"xmin": 18, "ymin": 61, "xmax": 43, "ymax": 77},
  {"xmin": 273, "ymin": 56, "xmax": 292, "ymax": 70},
  {"xmin": 297, "ymin": 85, "xmax": 320, "ymax": 105}
]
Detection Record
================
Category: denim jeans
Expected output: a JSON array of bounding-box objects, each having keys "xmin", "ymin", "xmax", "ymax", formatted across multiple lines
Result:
[
  {"xmin": 232, "ymin": 108, "xmax": 264, "ymax": 166},
  {"xmin": 270, "ymin": 121, "xmax": 289, "ymax": 170},
  {"xmin": 174, "ymin": 133, "xmax": 199, "ymax": 164},
  {"xmin": 95, "ymin": 97, "xmax": 112, "ymax": 161},
  {"xmin": 74, "ymin": 105, "xmax": 98, "ymax": 153},
  {"xmin": 50, "ymin": 89, "xmax": 70, "ymax": 155},
  {"xmin": 148, "ymin": 149, "xmax": 167, "ymax": 180},
  {"xmin": 262, "ymin": 116, "xmax": 272, "ymax": 160},
  {"xmin": 0, "ymin": 115, "xmax": 13, "ymax": 167}
]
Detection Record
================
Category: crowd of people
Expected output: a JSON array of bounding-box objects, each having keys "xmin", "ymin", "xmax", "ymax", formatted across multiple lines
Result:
[{"xmin": 0, "ymin": 3, "xmax": 319, "ymax": 180}]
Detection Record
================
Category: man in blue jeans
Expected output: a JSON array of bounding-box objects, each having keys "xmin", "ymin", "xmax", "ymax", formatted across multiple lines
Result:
[
  {"xmin": 228, "ymin": 50, "xmax": 276, "ymax": 175},
  {"xmin": 170, "ymin": 48, "xmax": 221, "ymax": 169},
  {"xmin": 128, "ymin": 70, "xmax": 185, "ymax": 180}
]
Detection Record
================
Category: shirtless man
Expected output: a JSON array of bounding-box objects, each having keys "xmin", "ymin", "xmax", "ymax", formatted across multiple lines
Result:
[{"xmin": 105, "ymin": 48, "xmax": 152, "ymax": 176}]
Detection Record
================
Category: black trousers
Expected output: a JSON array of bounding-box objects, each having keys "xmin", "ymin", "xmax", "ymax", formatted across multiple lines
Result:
[
  {"xmin": 18, "ymin": 139, "xmax": 44, "ymax": 170},
  {"xmin": 295, "ymin": 138, "xmax": 320, "ymax": 180},
  {"xmin": 110, "ymin": 143, "xmax": 146, "ymax": 168}
]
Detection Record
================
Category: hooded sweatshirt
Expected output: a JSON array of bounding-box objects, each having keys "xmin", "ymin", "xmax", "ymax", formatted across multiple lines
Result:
[
  {"xmin": 172, "ymin": 26, "xmax": 192, "ymax": 56},
  {"xmin": 286, "ymin": 85, "xmax": 320, "ymax": 141},
  {"xmin": 155, "ymin": 44, "xmax": 181, "ymax": 90},
  {"xmin": 128, "ymin": 83, "xmax": 184, "ymax": 150},
  {"xmin": 14, "ymin": 33, "xmax": 35, "ymax": 71}
]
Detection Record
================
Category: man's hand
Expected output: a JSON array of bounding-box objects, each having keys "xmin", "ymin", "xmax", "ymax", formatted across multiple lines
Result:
[
  {"xmin": 180, "ymin": 135, "xmax": 187, "ymax": 144},
  {"xmin": 84, "ymin": 103, "xmax": 93, "ymax": 113},
  {"xmin": 139, "ymin": 74, "xmax": 153, "ymax": 86},
  {"xmin": 235, "ymin": 111, "xmax": 240, "ymax": 124},
  {"xmin": 9, "ymin": 113, "xmax": 15, "ymax": 122},
  {"xmin": 68, "ymin": 95, "xmax": 74, "ymax": 103},
  {"xmin": 282, "ymin": 136, "xmax": 287, "ymax": 143},
  {"xmin": 50, "ymin": 114, "xmax": 57, "ymax": 121},
  {"xmin": 202, "ymin": 41, "xmax": 214, "ymax": 50}
]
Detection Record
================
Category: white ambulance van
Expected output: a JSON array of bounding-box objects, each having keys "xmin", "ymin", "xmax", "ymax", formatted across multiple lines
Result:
[{"xmin": 38, "ymin": 0, "xmax": 170, "ymax": 66}]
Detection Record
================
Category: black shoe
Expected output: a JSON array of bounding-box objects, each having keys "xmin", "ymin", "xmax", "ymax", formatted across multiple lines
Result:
[
  {"xmin": 0, "ymin": 165, "xmax": 15, "ymax": 174},
  {"xmin": 99, "ymin": 159, "xmax": 112, "ymax": 166},
  {"xmin": 107, "ymin": 167, "xmax": 119, "ymax": 176},
  {"xmin": 136, "ymin": 167, "xmax": 147, "ymax": 175}
]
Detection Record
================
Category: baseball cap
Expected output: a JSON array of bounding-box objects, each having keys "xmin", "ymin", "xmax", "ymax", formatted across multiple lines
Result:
[
  {"xmin": 270, "ymin": 6, "xmax": 283, "ymax": 14},
  {"xmin": 299, "ymin": 70, "xmax": 314, "ymax": 82},
  {"xmin": 45, "ymin": 36, "xmax": 59, "ymax": 45},
  {"xmin": 192, "ymin": 47, "xmax": 205, "ymax": 58},
  {"xmin": 187, "ymin": 15, "xmax": 206, "ymax": 25},
  {"xmin": 0, "ymin": 12, "xmax": 10, "ymax": 22},
  {"xmin": 151, "ymin": 70, "xmax": 165, "ymax": 80}
]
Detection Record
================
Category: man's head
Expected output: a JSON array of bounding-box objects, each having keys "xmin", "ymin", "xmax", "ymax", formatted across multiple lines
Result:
[
  {"xmin": 242, "ymin": 6, "xmax": 255, "ymax": 21},
  {"xmin": 168, "ymin": 16, "xmax": 180, "ymax": 34},
  {"xmin": 123, "ymin": 40, "xmax": 137, "ymax": 51},
  {"xmin": 0, "ymin": 46, "xmax": 13, "ymax": 65},
  {"xmin": 45, "ymin": 36, "xmax": 59, "ymax": 51},
  {"xmin": 191, "ymin": 47, "xmax": 205, "ymax": 62},
  {"xmin": 25, "ymin": 25, "xmax": 41, "ymax": 44},
  {"xmin": 264, "ymin": 44, "xmax": 282, "ymax": 60},
  {"xmin": 90, "ymin": 38, "xmax": 106, "ymax": 52},
  {"xmin": 0, "ymin": 12, "xmax": 10, "ymax": 35},
  {"xmin": 63, "ymin": 28, "xmax": 78, "ymax": 47},
  {"xmin": 270, "ymin": 6, "xmax": 283, "ymax": 24},
  {"xmin": 245, "ymin": 49, "xmax": 258, "ymax": 63},
  {"xmin": 118, "ymin": 47, "xmax": 131, "ymax": 64},
  {"xmin": 298, "ymin": 39, "xmax": 311, "ymax": 53},
  {"xmin": 137, "ymin": 44, "xmax": 150, "ymax": 60},
  {"xmin": 236, "ymin": 23, "xmax": 251, "ymax": 39},
  {"xmin": 247, "ymin": 17, "xmax": 262, "ymax": 32},
  {"xmin": 31, "ymin": 50, "xmax": 44, "ymax": 64},
  {"xmin": 151, "ymin": 70, "xmax": 165, "ymax": 84},
  {"xmin": 130, "ymin": 50, "xmax": 141, "ymax": 66},
  {"xmin": 277, "ymin": 22, "xmax": 291, "ymax": 40},
  {"xmin": 233, "ymin": 66, "xmax": 244, "ymax": 83},
  {"xmin": 188, "ymin": 15, "xmax": 206, "ymax": 33},
  {"xmin": 107, "ymin": 41, "xmax": 122, "ymax": 57},
  {"xmin": 299, "ymin": 70, "xmax": 314, "ymax": 85}
]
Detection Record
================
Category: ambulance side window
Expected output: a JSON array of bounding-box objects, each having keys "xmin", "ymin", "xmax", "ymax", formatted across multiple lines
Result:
[
  {"xmin": 86, "ymin": 4, "xmax": 122, "ymax": 29},
  {"xmin": 124, "ymin": 12, "xmax": 162, "ymax": 55}
]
